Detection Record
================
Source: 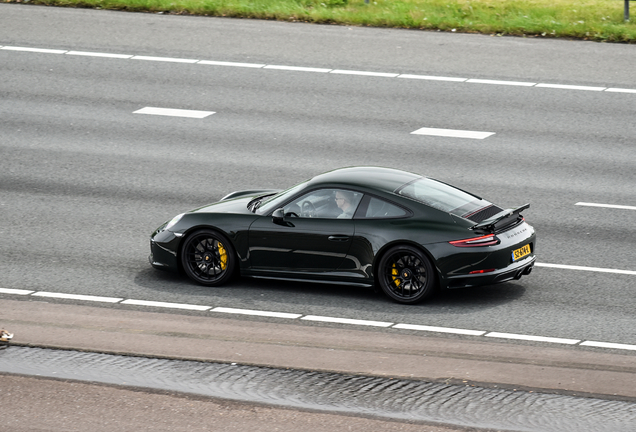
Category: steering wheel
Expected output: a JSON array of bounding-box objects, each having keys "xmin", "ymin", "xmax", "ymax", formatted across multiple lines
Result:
[{"xmin": 301, "ymin": 201, "xmax": 316, "ymax": 218}]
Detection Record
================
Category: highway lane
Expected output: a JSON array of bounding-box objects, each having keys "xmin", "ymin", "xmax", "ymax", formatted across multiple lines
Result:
[{"xmin": 1, "ymin": 6, "xmax": 635, "ymax": 351}]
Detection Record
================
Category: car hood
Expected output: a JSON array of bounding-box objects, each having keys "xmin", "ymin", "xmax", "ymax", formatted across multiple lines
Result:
[{"xmin": 191, "ymin": 196, "xmax": 257, "ymax": 215}]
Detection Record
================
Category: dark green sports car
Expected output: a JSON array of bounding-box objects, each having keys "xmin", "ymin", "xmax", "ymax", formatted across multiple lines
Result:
[{"xmin": 150, "ymin": 167, "xmax": 536, "ymax": 304}]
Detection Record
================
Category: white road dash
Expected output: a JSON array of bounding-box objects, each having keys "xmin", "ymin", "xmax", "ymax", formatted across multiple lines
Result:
[
  {"xmin": 467, "ymin": 78, "xmax": 536, "ymax": 87},
  {"xmin": 132, "ymin": 55, "xmax": 198, "ymax": 64},
  {"xmin": 2, "ymin": 46, "xmax": 66, "ymax": 54},
  {"xmin": 302, "ymin": 315, "xmax": 393, "ymax": 327},
  {"xmin": 485, "ymin": 332, "xmax": 580, "ymax": 345},
  {"xmin": 393, "ymin": 323, "xmax": 486, "ymax": 336},
  {"xmin": 0, "ymin": 287, "xmax": 35, "ymax": 295},
  {"xmin": 32, "ymin": 292, "xmax": 123, "ymax": 303},
  {"xmin": 536, "ymin": 83, "xmax": 606, "ymax": 91},
  {"xmin": 198, "ymin": 60, "xmax": 265, "ymax": 68},
  {"xmin": 411, "ymin": 127, "xmax": 495, "ymax": 139},
  {"xmin": 212, "ymin": 307, "xmax": 302, "ymax": 319},
  {"xmin": 121, "ymin": 299, "xmax": 211, "ymax": 311},
  {"xmin": 133, "ymin": 107, "xmax": 215, "ymax": 118},
  {"xmin": 576, "ymin": 202, "xmax": 636, "ymax": 211},
  {"xmin": 264, "ymin": 65, "xmax": 331, "ymax": 73},
  {"xmin": 606, "ymin": 88, "xmax": 636, "ymax": 94},
  {"xmin": 66, "ymin": 51, "xmax": 133, "ymax": 59},
  {"xmin": 580, "ymin": 341, "xmax": 636, "ymax": 351},
  {"xmin": 398, "ymin": 74, "xmax": 467, "ymax": 82},
  {"xmin": 535, "ymin": 262, "xmax": 636, "ymax": 276},
  {"xmin": 330, "ymin": 69, "xmax": 399, "ymax": 78}
]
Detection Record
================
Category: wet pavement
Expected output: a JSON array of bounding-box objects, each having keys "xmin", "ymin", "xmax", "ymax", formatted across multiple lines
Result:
[{"xmin": 1, "ymin": 345, "xmax": 635, "ymax": 432}]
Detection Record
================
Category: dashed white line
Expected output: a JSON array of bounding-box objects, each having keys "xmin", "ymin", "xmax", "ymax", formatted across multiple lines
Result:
[
  {"xmin": 535, "ymin": 263, "xmax": 636, "ymax": 276},
  {"xmin": 580, "ymin": 341, "xmax": 636, "ymax": 351},
  {"xmin": 393, "ymin": 323, "xmax": 486, "ymax": 336},
  {"xmin": 411, "ymin": 127, "xmax": 495, "ymax": 140},
  {"xmin": 121, "ymin": 299, "xmax": 211, "ymax": 311},
  {"xmin": 264, "ymin": 65, "xmax": 331, "ymax": 73},
  {"xmin": 0, "ymin": 288, "xmax": 35, "ymax": 295},
  {"xmin": 133, "ymin": 107, "xmax": 215, "ymax": 118},
  {"xmin": 536, "ymin": 83, "xmax": 606, "ymax": 92},
  {"xmin": 576, "ymin": 202, "xmax": 636, "ymax": 211},
  {"xmin": 302, "ymin": 315, "xmax": 393, "ymax": 327},
  {"xmin": 131, "ymin": 55, "xmax": 199, "ymax": 64},
  {"xmin": 330, "ymin": 69, "xmax": 399, "ymax": 78},
  {"xmin": 212, "ymin": 306, "xmax": 302, "ymax": 319},
  {"xmin": 3, "ymin": 45, "xmax": 636, "ymax": 94},
  {"xmin": 467, "ymin": 78, "xmax": 536, "ymax": 87},
  {"xmin": 31, "ymin": 292, "xmax": 124, "ymax": 303},
  {"xmin": 66, "ymin": 51, "xmax": 133, "ymax": 59},
  {"xmin": 485, "ymin": 332, "xmax": 581, "ymax": 345}
]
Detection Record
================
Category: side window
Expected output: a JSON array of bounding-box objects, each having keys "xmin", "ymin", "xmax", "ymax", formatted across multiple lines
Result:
[
  {"xmin": 360, "ymin": 196, "xmax": 408, "ymax": 219},
  {"xmin": 283, "ymin": 189, "xmax": 362, "ymax": 219}
]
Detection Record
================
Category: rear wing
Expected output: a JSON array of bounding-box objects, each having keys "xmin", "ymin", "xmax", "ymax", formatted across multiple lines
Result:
[{"xmin": 470, "ymin": 203, "xmax": 530, "ymax": 232}]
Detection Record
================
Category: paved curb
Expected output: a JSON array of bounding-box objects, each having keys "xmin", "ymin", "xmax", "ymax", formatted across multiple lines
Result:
[{"xmin": 2, "ymin": 298, "xmax": 635, "ymax": 401}]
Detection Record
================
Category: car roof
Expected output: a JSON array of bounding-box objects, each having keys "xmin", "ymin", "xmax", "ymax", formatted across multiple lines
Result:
[{"xmin": 307, "ymin": 167, "xmax": 421, "ymax": 194}]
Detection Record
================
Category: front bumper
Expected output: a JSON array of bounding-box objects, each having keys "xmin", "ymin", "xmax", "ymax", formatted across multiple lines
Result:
[{"xmin": 149, "ymin": 229, "xmax": 182, "ymax": 273}]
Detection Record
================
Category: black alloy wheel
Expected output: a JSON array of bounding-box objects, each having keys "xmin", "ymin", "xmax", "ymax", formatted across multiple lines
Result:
[
  {"xmin": 180, "ymin": 229, "xmax": 235, "ymax": 286},
  {"xmin": 378, "ymin": 245, "xmax": 436, "ymax": 304}
]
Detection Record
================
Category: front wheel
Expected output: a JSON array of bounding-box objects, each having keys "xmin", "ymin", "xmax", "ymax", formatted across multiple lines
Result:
[
  {"xmin": 378, "ymin": 245, "xmax": 436, "ymax": 304},
  {"xmin": 180, "ymin": 229, "xmax": 235, "ymax": 286}
]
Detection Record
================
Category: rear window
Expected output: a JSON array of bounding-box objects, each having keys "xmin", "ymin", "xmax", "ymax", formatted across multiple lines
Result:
[{"xmin": 396, "ymin": 178, "xmax": 489, "ymax": 217}]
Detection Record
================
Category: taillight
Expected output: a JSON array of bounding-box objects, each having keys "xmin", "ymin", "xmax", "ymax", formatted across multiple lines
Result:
[{"xmin": 449, "ymin": 234, "xmax": 499, "ymax": 247}]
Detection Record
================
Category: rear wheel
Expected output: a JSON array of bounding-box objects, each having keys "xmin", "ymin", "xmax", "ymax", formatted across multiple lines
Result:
[
  {"xmin": 180, "ymin": 229, "xmax": 235, "ymax": 286},
  {"xmin": 378, "ymin": 245, "xmax": 436, "ymax": 304}
]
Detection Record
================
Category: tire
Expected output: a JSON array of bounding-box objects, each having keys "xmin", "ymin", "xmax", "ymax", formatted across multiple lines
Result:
[
  {"xmin": 180, "ymin": 229, "xmax": 236, "ymax": 286},
  {"xmin": 378, "ymin": 245, "xmax": 436, "ymax": 304}
]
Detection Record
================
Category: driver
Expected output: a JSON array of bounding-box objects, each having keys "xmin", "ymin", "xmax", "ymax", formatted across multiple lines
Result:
[{"xmin": 335, "ymin": 191, "xmax": 355, "ymax": 219}]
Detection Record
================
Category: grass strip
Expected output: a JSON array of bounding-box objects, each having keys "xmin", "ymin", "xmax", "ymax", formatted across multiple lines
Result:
[{"xmin": 4, "ymin": 0, "xmax": 635, "ymax": 42}]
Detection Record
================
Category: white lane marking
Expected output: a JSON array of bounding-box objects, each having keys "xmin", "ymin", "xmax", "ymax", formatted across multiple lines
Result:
[
  {"xmin": 580, "ymin": 341, "xmax": 636, "ymax": 351},
  {"xmin": 576, "ymin": 202, "xmax": 636, "ymax": 211},
  {"xmin": 2, "ymin": 46, "xmax": 66, "ymax": 54},
  {"xmin": 264, "ymin": 65, "xmax": 331, "ymax": 73},
  {"xmin": 393, "ymin": 323, "xmax": 486, "ymax": 336},
  {"xmin": 411, "ymin": 127, "xmax": 495, "ymax": 139},
  {"xmin": 133, "ymin": 107, "xmax": 215, "ymax": 118},
  {"xmin": 330, "ymin": 69, "xmax": 399, "ymax": 78},
  {"xmin": 399, "ymin": 74, "xmax": 467, "ymax": 82},
  {"xmin": 485, "ymin": 332, "xmax": 581, "ymax": 345},
  {"xmin": 4, "ymin": 45, "xmax": 636, "ymax": 94},
  {"xmin": 302, "ymin": 315, "xmax": 393, "ymax": 327},
  {"xmin": 131, "ymin": 55, "xmax": 198, "ymax": 63},
  {"xmin": 32, "ymin": 292, "xmax": 123, "ymax": 303},
  {"xmin": 536, "ymin": 262, "xmax": 636, "ymax": 276},
  {"xmin": 121, "ymin": 299, "xmax": 211, "ymax": 311},
  {"xmin": 606, "ymin": 88, "xmax": 636, "ymax": 94},
  {"xmin": 0, "ymin": 287, "xmax": 35, "ymax": 295},
  {"xmin": 198, "ymin": 60, "xmax": 265, "ymax": 68},
  {"xmin": 467, "ymin": 78, "xmax": 536, "ymax": 87},
  {"xmin": 66, "ymin": 51, "xmax": 133, "ymax": 59},
  {"xmin": 536, "ymin": 83, "xmax": 606, "ymax": 91},
  {"xmin": 212, "ymin": 307, "xmax": 302, "ymax": 319}
]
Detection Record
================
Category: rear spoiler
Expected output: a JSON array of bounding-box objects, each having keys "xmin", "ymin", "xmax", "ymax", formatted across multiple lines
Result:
[{"xmin": 470, "ymin": 203, "xmax": 530, "ymax": 232}]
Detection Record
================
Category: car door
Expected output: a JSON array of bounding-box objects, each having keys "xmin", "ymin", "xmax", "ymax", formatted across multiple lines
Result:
[{"xmin": 247, "ymin": 188, "xmax": 362, "ymax": 274}]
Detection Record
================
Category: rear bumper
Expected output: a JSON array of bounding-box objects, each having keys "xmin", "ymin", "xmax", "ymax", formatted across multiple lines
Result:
[{"xmin": 445, "ymin": 255, "xmax": 536, "ymax": 289}]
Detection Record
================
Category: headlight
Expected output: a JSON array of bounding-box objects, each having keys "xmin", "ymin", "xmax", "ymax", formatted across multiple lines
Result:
[{"xmin": 165, "ymin": 213, "xmax": 185, "ymax": 231}]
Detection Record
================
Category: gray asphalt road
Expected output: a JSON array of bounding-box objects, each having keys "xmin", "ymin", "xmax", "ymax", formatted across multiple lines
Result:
[{"xmin": 1, "ymin": 4, "xmax": 635, "ymax": 350}]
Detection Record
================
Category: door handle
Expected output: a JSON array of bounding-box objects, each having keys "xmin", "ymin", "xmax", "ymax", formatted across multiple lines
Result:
[{"xmin": 328, "ymin": 235, "xmax": 350, "ymax": 242}]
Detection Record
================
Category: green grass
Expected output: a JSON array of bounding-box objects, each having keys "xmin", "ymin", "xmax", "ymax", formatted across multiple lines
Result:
[{"xmin": 5, "ymin": 0, "xmax": 636, "ymax": 42}]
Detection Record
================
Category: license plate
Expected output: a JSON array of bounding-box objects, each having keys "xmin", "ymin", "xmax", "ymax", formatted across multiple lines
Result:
[{"xmin": 512, "ymin": 244, "xmax": 531, "ymax": 261}]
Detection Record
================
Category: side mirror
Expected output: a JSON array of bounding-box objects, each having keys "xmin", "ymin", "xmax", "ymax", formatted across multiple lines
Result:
[{"xmin": 272, "ymin": 208, "xmax": 294, "ymax": 227}]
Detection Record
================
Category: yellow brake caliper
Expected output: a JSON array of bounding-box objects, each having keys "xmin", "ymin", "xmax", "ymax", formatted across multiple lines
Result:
[
  {"xmin": 392, "ymin": 263, "xmax": 400, "ymax": 287},
  {"xmin": 217, "ymin": 242, "xmax": 227, "ymax": 270}
]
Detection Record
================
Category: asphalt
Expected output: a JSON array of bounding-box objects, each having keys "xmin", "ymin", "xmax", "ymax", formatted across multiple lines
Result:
[{"xmin": 2, "ymin": 298, "xmax": 635, "ymax": 402}]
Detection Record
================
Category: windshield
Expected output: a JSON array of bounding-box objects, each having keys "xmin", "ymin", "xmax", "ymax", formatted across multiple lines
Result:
[
  {"xmin": 254, "ymin": 181, "xmax": 308, "ymax": 215},
  {"xmin": 396, "ymin": 177, "xmax": 489, "ymax": 217}
]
